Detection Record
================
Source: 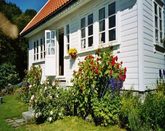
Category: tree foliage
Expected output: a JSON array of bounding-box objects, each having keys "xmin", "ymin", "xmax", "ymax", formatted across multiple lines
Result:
[{"xmin": 0, "ymin": 0, "xmax": 37, "ymax": 86}]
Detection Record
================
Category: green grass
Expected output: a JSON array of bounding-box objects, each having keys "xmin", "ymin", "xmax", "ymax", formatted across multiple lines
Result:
[
  {"xmin": 0, "ymin": 95, "xmax": 28, "ymax": 131},
  {"xmin": 0, "ymin": 95, "xmax": 124, "ymax": 131}
]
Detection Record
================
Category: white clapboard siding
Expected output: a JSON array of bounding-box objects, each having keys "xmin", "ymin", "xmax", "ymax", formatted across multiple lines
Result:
[{"xmin": 142, "ymin": 0, "xmax": 165, "ymax": 87}]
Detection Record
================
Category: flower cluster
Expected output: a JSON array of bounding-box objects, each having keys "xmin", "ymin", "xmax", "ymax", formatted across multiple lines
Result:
[{"xmin": 68, "ymin": 48, "xmax": 77, "ymax": 59}]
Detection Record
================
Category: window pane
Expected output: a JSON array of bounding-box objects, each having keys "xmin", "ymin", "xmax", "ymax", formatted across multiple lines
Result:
[
  {"xmin": 46, "ymin": 32, "xmax": 50, "ymax": 39},
  {"xmin": 88, "ymin": 37, "xmax": 93, "ymax": 47},
  {"xmin": 51, "ymin": 48, "xmax": 55, "ymax": 55},
  {"xmin": 159, "ymin": 7, "xmax": 162, "ymax": 18},
  {"xmin": 81, "ymin": 18, "xmax": 86, "ymax": 28},
  {"xmin": 88, "ymin": 14, "xmax": 93, "ymax": 25},
  {"xmin": 81, "ymin": 28, "xmax": 85, "ymax": 38},
  {"xmin": 100, "ymin": 32, "xmax": 105, "ymax": 43},
  {"xmin": 51, "ymin": 31, "xmax": 55, "ymax": 38},
  {"xmin": 88, "ymin": 25, "xmax": 93, "ymax": 36},
  {"xmin": 155, "ymin": 29, "xmax": 158, "ymax": 41},
  {"xmin": 67, "ymin": 44, "xmax": 70, "ymax": 52},
  {"xmin": 34, "ymin": 42, "xmax": 36, "ymax": 53},
  {"xmin": 99, "ymin": 7, "xmax": 105, "ymax": 20},
  {"xmin": 99, "ymin": 20, "xmax": 105, "ymax": 31},
  {"xmin": 154, "ymin": 3, "xmax": 157, "ymax": 15},
  {"xmin": 81, "ymin": 39, "xmax": 86, "ymax": 48},
  {"xmin": 66, "ymin": 25, "xmax": 69, "ymax": 34},
  {"xmin": 109, "ymin": 2, "xmax": 116, "ymax": 16},
  {"xmin": 109, "ymin": 16, "xmax": 116, "ymax": 28},
  {"xmin": 160, "ymin": 20, "xmax": 162, "ymax": 31},
  {"xmin": 160, "ymin": 32, "xmax": 162, "ymax": 42},
  {"xmin": 37, "ymin": 41, "xmax": 39, "ymax": 53},
  {"xmin": 109, "ymin": 29, "xmax": 116, "ymax": 41},
  {"xmin": 155, "ymin": 16, "xmax": 158, "ymax": 28}
]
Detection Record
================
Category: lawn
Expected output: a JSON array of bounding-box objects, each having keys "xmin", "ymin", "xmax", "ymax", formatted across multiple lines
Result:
[{"xmin": 0, "ymin": 95, "xmax": 124, "ymax": 131}]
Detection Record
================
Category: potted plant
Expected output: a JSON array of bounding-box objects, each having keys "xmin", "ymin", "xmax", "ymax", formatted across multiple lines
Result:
[{"xmin": 68, "ymin": 48, "xmax": 77, "ymax": 59}]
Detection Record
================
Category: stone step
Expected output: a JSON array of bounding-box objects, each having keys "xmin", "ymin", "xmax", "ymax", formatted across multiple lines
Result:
[{"xmin": 22, "ymin": 110, "xmax": 34, "ymax": 123}]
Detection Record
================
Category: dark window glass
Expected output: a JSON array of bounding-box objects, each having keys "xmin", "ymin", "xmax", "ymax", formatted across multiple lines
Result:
[
  {"xmin": 88, "ymin": 25, "xmax": 93, "ymax": 36},
  {"xmin": 160, "ymin": 20, "xmax": 162, "ymax": 30},
  {"xmin": 67, "ymin": 44, "xmax": 70, "ymax": 51},
  {"xmin": 100, "ymin": 32, "xmax": 105, "ymax": 43},
  {"xmin": 81, "ymin": 28, "xmax": 85, "ymax": 38},
  {"xmin": 159, "ymin": 7, "xmax": 162, "ymax": 18},
  {"xmin": 88, "ymin": 37, "xmax": 93, "ymax": 47},
  {"xmin": 154, "ymin": 3, "xmax": 157, "ymax": 15},
  {"xmin": 155, "ymin": 16, "xmax": 158, "ymax": 28},
  {"xmin": 155, "ymin": 29, "xmax": 158, "ymax": 41},
  {"xmin": 81, "ymin": 18, "xmax": 86, "ymax": 28},
  {"xmin": 109, "ymin": 2, "xmax": 116, "ymax": 16},
  {"xmin": 37, "ymin": 40, "xmax": 39, "ymax": 53},
  {"xmin": 34, "ymin": 42, "xmax": 36, "ymax": 53},
  {"xmin": 66, "ymin": 25, "xmax": 69, "ymax": 34},
  {"xmin": 109, "ymin": 29, "xmax": 116, "ymax": 41},
  {"xmin": 109, "ymin": 16, "xmax": 116, "ymax": 28},
  {"xmin": 88, "ymin": 14, "xmax": 93, "ymax": 25},
  {"xmin": 99, "ymin": 7, "xmax": 105, "ymax": 20},
  {"xmin": 99, "ymin": 20, "xmax": 105, "ymax": 31}
]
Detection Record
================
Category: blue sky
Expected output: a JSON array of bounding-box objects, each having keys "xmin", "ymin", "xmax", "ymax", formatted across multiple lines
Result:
[{"xmin": 6, "ymin": 0, "xmax": 48, "ymax": 12}]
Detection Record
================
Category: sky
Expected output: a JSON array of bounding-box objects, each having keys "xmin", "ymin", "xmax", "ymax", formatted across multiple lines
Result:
[{"xmin": 6, "ymin": 0, "xmax": 48, "ymax": 12}]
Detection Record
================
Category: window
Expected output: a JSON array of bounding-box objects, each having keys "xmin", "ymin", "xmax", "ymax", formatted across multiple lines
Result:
[
  {"xmin": 81, "ymin": 14, "xmax": 94, "ymax": 49},
  {"xmin": 99, "ymin": 7, "xmax": 106, "ymax": 43},
  {"xmin": 34, "ymin": 40, "xmax": 39, "ymax": 61},
  {"xmin": 88, "ymin": 14, "xmax": 94, "ymax": 47},
  {"xmin": 108, "ymin": 2, "xmax": 116, "ymax": 41},
  {"xmin": 81, "ymin": 17, "xmax": 86, "ymax": 48},
  {"xmin": 66, "ymin": 24, "xmax": 70, "ymax": 52},
  {"xmin": 36, "ymin": 40, "xmax": 39, "ymax": 60},
  {"xmin": 154, "ymin": 1, "xmax": 163, "ymax": 44},
  {"xmin": 34, "ymin": 42, "xmax": 36, "ymax": 61},
  {"xmin": 40, "ymin": 38, "xmax": 45, "ymax": 59}
]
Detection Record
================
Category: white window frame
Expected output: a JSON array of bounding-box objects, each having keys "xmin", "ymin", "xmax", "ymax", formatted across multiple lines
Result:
[
  {"xmin": 80, "ymin": 13, "xmax": 94, "ymax": 49},
  {"xmin": 98, "ymin": 1, "xmax": 117, "ymax": 45},
  {"xmin": 66, "ymin": 24, "xmax": 70, "ymax": 53},
  {"xmin": 154, "ymin": 0, "xmax": 164, "ymax": 46},
  {"xmin": 40, "ymin": 38, "xmax": 45, "ymax": 60}
]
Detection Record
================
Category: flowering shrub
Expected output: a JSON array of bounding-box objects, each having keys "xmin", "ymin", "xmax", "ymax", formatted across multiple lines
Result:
[
  {"xmin": 68, "ymin": 48, "xmax": 77, "ymax": 59},
  {"xmin": 30, "ymin": 79, "xmax": 75, "ymax": 123},
  {"xmin": 17, "ymin": 65, "xmax": 42, "ymax": 103},
  {"xmin": 72, "ymin": 48, "xmax": 127, "ymax": 126}
]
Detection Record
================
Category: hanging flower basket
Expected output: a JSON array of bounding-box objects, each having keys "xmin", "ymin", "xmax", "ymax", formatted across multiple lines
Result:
[{"xmin": 68, "ymin": 48, "xmax": 77, "ymax": 59}]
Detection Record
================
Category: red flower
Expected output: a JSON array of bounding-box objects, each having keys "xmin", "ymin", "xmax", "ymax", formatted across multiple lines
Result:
[
  {"xmin": 115, "ymin": 56, "xmax": 118, "ymax": 61},
  {"xmin": 119, "ymin": 75, "xmax": 126, "ymax": 81},
  {"xmin": 94, "ymin": 68, "xmax": 99, "ymax": 74},
  {"xmin": 124, "ymin": 67, "xmax": 127, "ymax": 75},
  {"xmin": 111, "ymin": 59, "xmax": 116, "ymax": 66},
  {"xmin": 120, "ymin": 61, "xmax": 123, "ymax": 65},
  {"xmin": 116, "ymin": 64, "xmax": 120, "ymax": 69},
  {"xmin": 85, "ymin": 55, "xmax": 94, "ymax": 60}
]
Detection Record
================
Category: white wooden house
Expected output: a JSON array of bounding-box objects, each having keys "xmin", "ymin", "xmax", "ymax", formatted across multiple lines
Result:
[{"xmin": 20, "ymin": 0, "xmax": 165, "ymax": 91}]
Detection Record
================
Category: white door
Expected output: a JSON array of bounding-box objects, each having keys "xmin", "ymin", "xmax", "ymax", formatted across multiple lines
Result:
[{"xmin": 45, "ymin": 30, "xmax": 56, "ymax": 76}]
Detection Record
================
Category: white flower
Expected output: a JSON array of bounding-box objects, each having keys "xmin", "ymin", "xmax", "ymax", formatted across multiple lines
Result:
[
  {"xmin": 56, "ymin": 94, "xmax": 58, "ymax": 98},
  {"xmin": 50, "ymin": 111, "xmax": 53, "ymax": 115},
  {"xmin": 35, "ymin": 113, "xmax": 39, "ymax": 118},
  {"xmin": 48, "ymin": 117, "xmax": 52, "ymax": 122},
  {"xmin": 52, "ymin": 81, "xmax": 55, "ymax": 86},
  {"xmin": 30, "ymin": 95, "xmax": 35, "ymax": 100},
  {"xmin": 29, "ymin": 85, "xmax": 32, "ymax": 88},
  {"xmin": 38, "ymin": 112, "xmax": 42, "ymax": 116},
  {"xmin": 49, "ymin": 95, "xmax": 52, "ymax": 100},
  {"xmin": 44, "ymin": 86, "xmax": 47, "ymax": 91}
]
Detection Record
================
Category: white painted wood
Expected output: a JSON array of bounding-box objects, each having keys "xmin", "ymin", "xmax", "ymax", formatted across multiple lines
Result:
[{"xmin": 45, "ymin": 30, "xmax": 57, "ymax": 76}]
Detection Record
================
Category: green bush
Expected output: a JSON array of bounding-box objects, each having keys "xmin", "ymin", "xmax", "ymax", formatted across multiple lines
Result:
[
  {"xmin": 120, "ymin": 91, "xmax": 142, "ymax": 130},
  {"xmin": 0, "ymin": 63, "xmax": 19, "ymax": 91},
  {"xmin": 141, "ymin": 89, "xmax": 165, "ymax": 129},
  {"xmin": 30, "ymin": 79, "xmax": 74, "ymax": 123},
  {"xmin": 17, "ymin": 65, "xmax": 42, "ymax": 103},
  {"xmin": 72, "ymin": 48, "xmax": 127, "ymax": 126}
]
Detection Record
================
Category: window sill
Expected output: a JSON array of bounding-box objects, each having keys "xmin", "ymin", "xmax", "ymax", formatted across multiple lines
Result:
[
  {"xmin": 154, "ymin": 43, "xmax": 165, "ymax": 53},
  {"xmin": 33, "ymin": 59, "xmax": 45, "ymax": 64},
  {"xmin": 64, "ymin": 41, "xmax": 120, "ymax": 59}
]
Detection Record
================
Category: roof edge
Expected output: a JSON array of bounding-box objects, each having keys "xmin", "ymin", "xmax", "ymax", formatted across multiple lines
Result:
[{"xmin": 20, "ymin": 0, "xmax": 78, "ymax": 37}]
